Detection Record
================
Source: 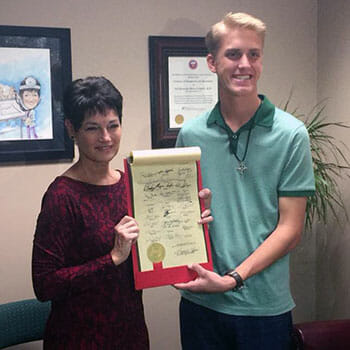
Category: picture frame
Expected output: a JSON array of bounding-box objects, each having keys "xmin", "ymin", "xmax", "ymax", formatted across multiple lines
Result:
[
  {"xmin": 149, "ymin": 36, "xmax": 217, "ymax": 149},
  {"xmin": 0, "ymin": 25, "xmax": 73, "ymax": 163}
]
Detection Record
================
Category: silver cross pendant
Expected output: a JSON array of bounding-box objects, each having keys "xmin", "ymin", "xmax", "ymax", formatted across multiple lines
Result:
[{"xmin": 236, "ymin": 162, "xmax": 247, "ymax": 175}]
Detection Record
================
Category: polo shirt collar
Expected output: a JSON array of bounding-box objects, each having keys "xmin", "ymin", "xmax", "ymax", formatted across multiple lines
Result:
[{"xmin": 207, "ymin": 95, "xmax": 275, "ymax": 130}]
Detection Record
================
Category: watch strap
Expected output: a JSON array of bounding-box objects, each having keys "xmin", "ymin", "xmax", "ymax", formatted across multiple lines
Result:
[{"xmin": 225, "ymin": 270, "xmax": 244, "ymax": 291}]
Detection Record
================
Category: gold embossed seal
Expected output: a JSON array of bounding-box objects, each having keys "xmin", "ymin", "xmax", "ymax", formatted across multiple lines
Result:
[
  {"xmin": 147, "ymin": 242, "xmax": 166, "ymax": 263},
  {"xmin": 175, "ymin": 114, "xmax": 184, "ymax": 125}
]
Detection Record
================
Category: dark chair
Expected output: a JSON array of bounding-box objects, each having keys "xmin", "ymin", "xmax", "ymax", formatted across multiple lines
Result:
[
  {"xmin": 292, "ymin": 319, "xmax": 350, "ymax": 350},
  {"xmin": 0, "ymin": 298, "xmax": 51, "ymax": 349}
]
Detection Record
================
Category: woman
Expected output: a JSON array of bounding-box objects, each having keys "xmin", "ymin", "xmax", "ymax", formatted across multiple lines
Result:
[
  {"xmin": 32, "ymin": 76, "xmax": 212, "ymax": 349},
  {"xmin": 18, "ymin": 76, "xmax": 41, "ymax": 139}
]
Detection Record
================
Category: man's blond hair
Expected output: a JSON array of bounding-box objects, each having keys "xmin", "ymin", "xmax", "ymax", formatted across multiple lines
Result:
[{"xmin": 205, "ymin": 12, "xmax": 266, "ymax": 56}]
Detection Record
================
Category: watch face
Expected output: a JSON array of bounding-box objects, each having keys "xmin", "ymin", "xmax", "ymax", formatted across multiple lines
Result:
[
  {"xmin": 226, "ymin": 271, "xmax": 244, "ymax": 290},
  {"xmin": 225, "ymin": 269, "xmax": 235, "ymax": 276}
]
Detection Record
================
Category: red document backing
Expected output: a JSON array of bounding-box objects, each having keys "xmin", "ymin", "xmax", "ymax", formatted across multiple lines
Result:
[{"xmin": 124, "ymin": 158, "xmax": 213, "ymax": 290}]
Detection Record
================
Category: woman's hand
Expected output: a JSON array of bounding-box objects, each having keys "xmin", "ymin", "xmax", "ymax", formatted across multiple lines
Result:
[
  {"xmin": 198, "ymin": 188, "xmax": 214, "ymax": 225},
  {"xmin": 110, "ymin": 216, "xmax": 139, "ymax": 266}
]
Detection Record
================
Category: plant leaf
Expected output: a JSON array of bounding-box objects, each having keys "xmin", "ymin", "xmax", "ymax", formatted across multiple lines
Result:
[{"xmin": 281, "ymin": 93, "xmax": 350, "ymax": 230}]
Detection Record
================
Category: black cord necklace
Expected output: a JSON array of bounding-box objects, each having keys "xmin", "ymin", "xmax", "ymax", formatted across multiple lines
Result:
[{"xmin": 230, "ymin": 126, "xmax": 253, "ymax": 175}]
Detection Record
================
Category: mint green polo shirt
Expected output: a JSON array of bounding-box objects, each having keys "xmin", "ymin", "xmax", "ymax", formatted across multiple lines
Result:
[{"xmin": 176, "ymin": 95, "xmax": 315, "ymax": 316}]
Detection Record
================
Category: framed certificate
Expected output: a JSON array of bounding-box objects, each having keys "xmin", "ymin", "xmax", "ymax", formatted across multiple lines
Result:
[
  {"xmin": 124, "ymin": 147, "xmax": 213, "ymax": 289},
  {"xmin": 149, "ymin": 36, "xmax": 218, "ymax": 149}
]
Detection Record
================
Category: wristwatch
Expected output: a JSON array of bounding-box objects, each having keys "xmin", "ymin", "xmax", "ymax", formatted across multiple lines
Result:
[{"xmin": 225, "ymin": 270, "xmax": 244, "ymax": 291}]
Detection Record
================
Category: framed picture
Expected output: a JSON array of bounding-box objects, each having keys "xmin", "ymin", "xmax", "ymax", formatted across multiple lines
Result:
[
  {"xmin": 149, "ymin": 36, "xmax": 218, "ymax": 149},
  {"xmin": 0, "ymin": 25, "xmax": 73, "ymax": 163}
]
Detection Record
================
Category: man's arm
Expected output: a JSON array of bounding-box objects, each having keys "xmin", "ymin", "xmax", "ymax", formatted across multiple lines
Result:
[{"xmin": 174, "ymin": 196, "xmax": 307, "ymax": 292}]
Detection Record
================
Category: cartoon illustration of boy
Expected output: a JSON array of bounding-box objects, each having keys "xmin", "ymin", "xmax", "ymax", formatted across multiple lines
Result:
[{"xmin": 18, "ymin": 76, "xmax": 41, "ymax": 139}]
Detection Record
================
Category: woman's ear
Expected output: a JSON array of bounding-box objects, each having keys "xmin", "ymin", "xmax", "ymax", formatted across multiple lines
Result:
[{"xmin": 64, "ymin": 119, "xmax": 75, "ymax": 140}]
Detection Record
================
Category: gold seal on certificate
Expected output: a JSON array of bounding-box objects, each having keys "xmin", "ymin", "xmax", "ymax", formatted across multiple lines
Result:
[
  {"xmin": 175, "ymin": 114, "xmax": 184, "ymax": 125},
  {"xmin": 147, "ymin": 242, "xmax": 166, "ymax": 263}
]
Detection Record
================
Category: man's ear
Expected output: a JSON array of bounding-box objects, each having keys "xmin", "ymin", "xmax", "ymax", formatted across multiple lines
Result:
[
  {"xmin": 207, "ymin": 54, "xmax": 217, "ymax": 73},
  {"xmin": 64, "ymin": 119, "xmax": 75, "ymax": 139}
]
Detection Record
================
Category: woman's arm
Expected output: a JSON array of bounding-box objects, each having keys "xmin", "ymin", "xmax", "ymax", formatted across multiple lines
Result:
[{"xmin": 32, "ymin": 189, "xmax": 123, "ymax": 301}]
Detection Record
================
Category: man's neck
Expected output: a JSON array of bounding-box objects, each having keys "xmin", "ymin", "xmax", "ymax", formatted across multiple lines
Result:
[{"xmin": 219, "ymin": 94, "xmax": 261, "ymax": 132}]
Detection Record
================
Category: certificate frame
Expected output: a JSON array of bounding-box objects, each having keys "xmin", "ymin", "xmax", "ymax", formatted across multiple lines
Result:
[
  {"xmin": 149, "ymin": 36, "xmax": 209, "ymax": 149},
  {"xmin": 124, "ymin": 151, "xmax": 213, "ymax": 290},
  {"xmin": 0, "ymin": 25, "xmax": 73, "ymax": 164}
]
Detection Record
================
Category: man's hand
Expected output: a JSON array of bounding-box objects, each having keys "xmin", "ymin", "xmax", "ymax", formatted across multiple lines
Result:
[
  {"xmin": 198, "ymin": 188, "xmax": 214, "ymax": 225},
  {"xmin": 174, "ymin": 263, "xmax": 235, "ymax": 293}
]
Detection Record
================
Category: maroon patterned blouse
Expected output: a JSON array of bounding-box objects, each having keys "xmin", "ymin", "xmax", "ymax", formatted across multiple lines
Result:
[{"xmin": 32, "ymin": 172, "xmax": 149, "ymax": 349}]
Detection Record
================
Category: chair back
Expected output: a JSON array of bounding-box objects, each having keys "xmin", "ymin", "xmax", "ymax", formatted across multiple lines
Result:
[
  {"xmin": 293, "ymin": 319, "xmax": 350, "ymax": 350},
  {"xmin": 0, "ymin": 298, "xmax": 51, "ymax": 349}
]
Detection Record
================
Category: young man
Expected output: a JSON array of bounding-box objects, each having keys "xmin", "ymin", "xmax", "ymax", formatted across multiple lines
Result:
[{"xmin": 175, "ymin": 12, "xmax": 315, "ymax": 350}]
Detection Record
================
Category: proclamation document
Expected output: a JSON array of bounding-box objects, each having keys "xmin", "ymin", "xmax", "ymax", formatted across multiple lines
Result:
[
  {"xmin": 168, "ymin": 56, "xmax": 218, "ymax": 129},
  {"xmin": 124, "ymin": 147, "xmax": 212, "ymax": 289}
]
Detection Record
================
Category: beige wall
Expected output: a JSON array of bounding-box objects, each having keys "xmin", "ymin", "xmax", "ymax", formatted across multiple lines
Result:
[{"xmin": 2, "ymin": 0, "xmax": 341, "ymax": 349}]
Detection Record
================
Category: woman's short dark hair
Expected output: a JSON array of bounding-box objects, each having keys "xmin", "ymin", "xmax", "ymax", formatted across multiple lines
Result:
[{"xmin": 63, "ymin": 76, "xmax": 123, "ymax": 131}]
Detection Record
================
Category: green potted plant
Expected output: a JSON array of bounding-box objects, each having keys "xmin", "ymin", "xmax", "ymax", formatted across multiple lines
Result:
[{"xmin": 282, "ymin": 95, "xmax": 350, "ymax": 230}]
